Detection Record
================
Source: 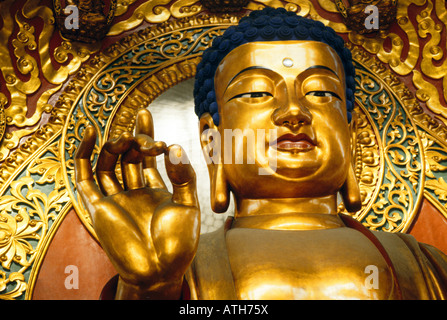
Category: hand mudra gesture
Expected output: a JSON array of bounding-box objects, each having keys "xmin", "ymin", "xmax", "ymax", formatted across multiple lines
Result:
[{"xmin": 74, "ymin": 108, "xmax": 200, "ymax": 300}]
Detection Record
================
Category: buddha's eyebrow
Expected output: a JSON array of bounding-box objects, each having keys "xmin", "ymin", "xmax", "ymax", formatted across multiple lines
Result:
[
  {"xmin": 224, "ymin": 66, "xmax": 273, "ymax": 93},
  {"xmin": 304, "ymin": 65, "xmax": 340, "ymax": 80}
]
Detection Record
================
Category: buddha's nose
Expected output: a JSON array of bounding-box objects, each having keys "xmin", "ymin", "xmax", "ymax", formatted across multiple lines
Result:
[{"xmin": 272, "ymin": 99, "xmax": 312, "ymax": 130}]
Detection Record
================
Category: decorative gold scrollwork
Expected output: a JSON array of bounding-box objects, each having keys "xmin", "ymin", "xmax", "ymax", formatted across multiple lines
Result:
[
  {"xmin": 338, "ymin": 64, "xmax": 423, "ymax": 232},
  {"xmin": 0, "ymin": 98, "xmax": 5, "ymax": 145},
  {"xmin": 0, "ymin": 149, "xmax": 71, "ymax": 299},
  {"xmin": 0, "ymin": 0, "xmax": 100, "ymax": 163},
  {"xmin": 420, "ymin": 130, "xmax": 447, "ymax": 216}
]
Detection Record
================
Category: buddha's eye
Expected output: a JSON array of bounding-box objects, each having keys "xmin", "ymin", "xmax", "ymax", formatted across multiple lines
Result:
[
  {"xmin": 306, "ymin": 91, "xmax": 341, "ymax": 100},
  {"xmin": 229, "ymin": 92, "xmax": 273, "ymax": 101}
]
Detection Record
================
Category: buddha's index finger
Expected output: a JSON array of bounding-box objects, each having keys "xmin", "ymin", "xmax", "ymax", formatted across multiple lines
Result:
[{"xmin": 74, "ymin": 125, "xmax": 104, "ymax": 205}]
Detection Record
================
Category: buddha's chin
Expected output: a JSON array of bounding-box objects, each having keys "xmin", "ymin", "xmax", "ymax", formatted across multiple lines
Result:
[{"xmin": 273, "ymin": 167, "xmax": 319, "ymax": 180}]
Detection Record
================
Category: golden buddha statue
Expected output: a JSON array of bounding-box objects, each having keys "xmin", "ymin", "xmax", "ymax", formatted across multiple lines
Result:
[{"xmin": 74, "ymin": 8, "xmax": 447, "ymax": 300}]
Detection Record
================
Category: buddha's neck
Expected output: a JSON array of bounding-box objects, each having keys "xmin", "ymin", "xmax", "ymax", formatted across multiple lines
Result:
[{"xmin": 232, "ymin": 195, "xmax": 344, "ymax": 230}]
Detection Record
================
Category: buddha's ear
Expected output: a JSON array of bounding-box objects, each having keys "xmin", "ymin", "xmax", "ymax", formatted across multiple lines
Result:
[
  {"xmin": 199, "ymin": 113, "xmax": 230, "ymax": 213},
  {"xmin": 340, "ymin": 110, "xmax": 362, "ymax": 213},
  {"xmin": 340, "ymin": 164, "xmax": 362, "ymax": 213},
  {"xmin": 348, "ymin": 110, "xmax": 358, "ymax": 163}
]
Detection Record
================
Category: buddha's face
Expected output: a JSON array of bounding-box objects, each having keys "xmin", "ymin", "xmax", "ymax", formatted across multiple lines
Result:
[{"xmin": 211, "ymin": 41, "xmax": 352, "ymax": 199}]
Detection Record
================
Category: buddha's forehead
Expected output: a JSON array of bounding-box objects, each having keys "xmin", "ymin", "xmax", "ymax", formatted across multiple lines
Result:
[{"xmin": 215, "ymin": 41, "xmax": 345, "ymax": 91}]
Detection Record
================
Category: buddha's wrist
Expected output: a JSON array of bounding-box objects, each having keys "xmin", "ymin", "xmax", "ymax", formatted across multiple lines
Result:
[{"xmin": 115, "ymin": 276, "xmax": 183, "ymax": 300}]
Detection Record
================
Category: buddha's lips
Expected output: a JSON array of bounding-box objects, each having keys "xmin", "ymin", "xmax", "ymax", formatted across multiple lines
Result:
[{"xmin": 274, "ymin": 133, "xmax": 316, "ymax": 152}]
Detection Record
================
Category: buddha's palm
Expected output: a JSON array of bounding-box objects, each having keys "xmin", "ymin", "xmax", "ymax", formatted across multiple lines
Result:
[{"xmin": 74, "ymin": 109, "xmax": 200, "ymax": 299}]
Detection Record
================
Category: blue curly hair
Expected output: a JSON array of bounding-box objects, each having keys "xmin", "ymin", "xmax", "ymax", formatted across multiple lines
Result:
[{"xmin": 193, "ymin": 7, "xmax": 356, "ymax": 125}]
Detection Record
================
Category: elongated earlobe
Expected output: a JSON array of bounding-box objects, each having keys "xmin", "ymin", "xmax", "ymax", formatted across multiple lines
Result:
[
  {"xmin": 210, "ymin": 162, "xmax": 230, "ymax": 213},
  {"xmin": 340, "ymin": 164, "xmax": 362, "ymax": 213},
  {"xmin": 199, "ymin": 113, "xmax": 230, "ymax": 213}
]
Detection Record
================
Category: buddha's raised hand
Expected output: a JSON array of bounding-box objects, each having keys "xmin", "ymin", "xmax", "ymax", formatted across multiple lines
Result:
[{"xmin": 74, "ymin": 109, "xmax": 200, "ymax": 300}]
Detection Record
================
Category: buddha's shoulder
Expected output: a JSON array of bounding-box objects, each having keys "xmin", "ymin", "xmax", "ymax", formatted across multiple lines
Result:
[
  {"xmin": 372, "ymin": 230, "xmax": 447, "ymax": 299},
  {"xmin": 371, "ymin": 229, "xmax": 447, "ymax": 263}
]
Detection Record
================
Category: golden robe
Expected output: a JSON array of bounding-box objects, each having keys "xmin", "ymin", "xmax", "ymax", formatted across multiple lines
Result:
[{"xmin": 187, "ymin": 215, "xmax": 447, "ymax": 300}]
